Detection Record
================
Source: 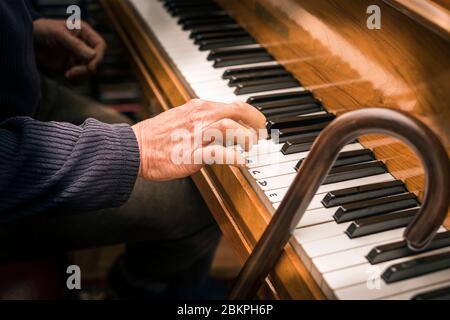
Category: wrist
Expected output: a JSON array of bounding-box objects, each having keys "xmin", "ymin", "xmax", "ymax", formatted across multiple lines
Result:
[{"xmin": 131, "ymin": 124, "xmax": 143, "ymax": 178}]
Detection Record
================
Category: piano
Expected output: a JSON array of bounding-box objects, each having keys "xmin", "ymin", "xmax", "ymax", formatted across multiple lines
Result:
[{"xmin": 101, "ymin": 0, "xmax": 450, "ymax": 299}]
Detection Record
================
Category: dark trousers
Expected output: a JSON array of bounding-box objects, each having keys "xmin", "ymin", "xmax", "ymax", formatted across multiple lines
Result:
[{"xmin": 0, "ymin": 76, "xmax": 221, "ymax": 288}]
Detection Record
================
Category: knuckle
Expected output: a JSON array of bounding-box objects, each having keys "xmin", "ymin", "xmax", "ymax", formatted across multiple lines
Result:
[
  {"xmin": 190, "ymin": 98, "xmax": 206, "ymax": 108},
  {"xmin": 220, "ymin": 118, "xmax": 233, "ymax": 130},
  {"xmin": 188, "ymin": 108, "xmax": 199, "ymax": 123},
  {"xmin": 234, "ymin": 100, "xmax": 247, "ymax": 110}
]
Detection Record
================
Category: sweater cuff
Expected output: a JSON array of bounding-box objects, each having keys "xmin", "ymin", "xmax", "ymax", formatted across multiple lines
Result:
[{"xmin": 111, "ymin": 123, "xmax": 141, "ymax": 207}]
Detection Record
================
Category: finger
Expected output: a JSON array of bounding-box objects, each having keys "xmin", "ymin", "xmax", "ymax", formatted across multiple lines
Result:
[
  {"xmin": 60, "ymin": 30, "xmax": 96, "ymax": 62},
  {"xmin": 203, "ymin": 118, "xmax": 257, "ymax": 152},
  {"xmin": 79, "ymin": 22, "xmax": 107, "ymax": 71},
  {"xmin": 65, "ymin": 64, "xmax": 89, "ymax": 79},
  {"xmin": 86, "ymin": 37, "xmax": 106, "ymax": 72},
  {"xmin": 238, "ymin": 120, "xmax": 269, "ymax": 140},
  {"xmin": 193, "ymin": 145, "xmax": 246, "ymax": 166},
  {"xmin": 206, "ymin": 100, "xmax": 267, "ymax": 134}
]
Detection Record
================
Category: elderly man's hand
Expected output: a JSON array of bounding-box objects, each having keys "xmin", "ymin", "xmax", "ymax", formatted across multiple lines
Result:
[
  {"xmin": 33, "ymin": 19, "xmax": 107, "ymax": 79},
  {"xmin": 132, "ymin": 99, "xmax": 267, "ymax": 181}
]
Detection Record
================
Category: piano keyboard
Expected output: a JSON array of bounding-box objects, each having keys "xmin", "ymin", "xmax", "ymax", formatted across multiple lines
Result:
[{"xmin": 129, "ymin": 0, "xmax": 450, "ymax": 300}]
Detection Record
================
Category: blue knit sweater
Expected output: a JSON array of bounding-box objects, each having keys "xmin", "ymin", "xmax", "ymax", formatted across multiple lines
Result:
[{"xmin": 0, "ymin": 1, "xmax": 140, "ymax": 221}]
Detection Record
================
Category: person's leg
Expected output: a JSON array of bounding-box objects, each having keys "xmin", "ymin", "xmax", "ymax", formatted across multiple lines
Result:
[
  {"xmin": 37, "ymin": 75, "xmax": 133, "ymax": 125},
  {"xmin": 0, "ymin": 177, "xmax": 221, "ymax": 291}
]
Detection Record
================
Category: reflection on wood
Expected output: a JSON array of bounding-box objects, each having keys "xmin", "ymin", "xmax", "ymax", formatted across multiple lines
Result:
[{"xmin": 218, "ymin": 0, "xmax": 450, "ymax": 205}]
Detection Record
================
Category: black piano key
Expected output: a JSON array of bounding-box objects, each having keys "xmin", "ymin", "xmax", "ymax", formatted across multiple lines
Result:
[
  {"xmin": 281, "ymin": 136, "xmax": 316, "ymax": 155},
  {"xmin": 177, "ymin": 10, "xmax": 226, "ymax": 19},
  {"xmin": 247, "ymin": 90, "xmax": 313, "ymax": 105},
  {"xmin": 191, "ymin": 27, "xmax": 244, "ymax": 39},
  {"xmin": 189, "ymin": 24, "xmax": 242, "ymax": 36},
  {"xmin": 235, "ymin": 77, "xmax": 300, "ymax": 95},
  {"xmin": 267, "ymin": 113, "xmax": 335, "ymax": 131},
  {"xmin": 193, "ymin": 30, "xmax": 249, "ymax": 42},
  {"xmin": 254, "ymin": 96, "xmax": 318, "ymax": 110},
  {"xmin": 263, "ymin": 103, "xmax": 324, "ymax": 119},
  {"xmin": 277, "ymin": 122, "xmax": 326, "ymax": 143},
  {"xmin": 382, "ymin": 251, "xmax": 450, "ymax": 284},
  {"xmin": 171, "ymin": 8, "xmax": 224, "ymax": 18},
  {"xmin": 322, "ymin": 180, "xmax": 407, "ymax": 207},
  {"xmin": 180, "ymin": 15, "xmax": 235, "ymax": 26},
  {"xmin": 323, "ymin": 161, "xmax": 387, "ymax": 185},
  {"xmin": 223, "ymin": 65, "xmax": 286, "ymax": 79},
  {"xmin": 345, "ymin": 207, "xmax": 418, "ymax": 238},
  {"xmin": 208, "ymin": 47, "xmax": 266, "ymax": 60},
  {"xmin": 182, "ymin": 18, "xmax": 236, "ymax": 30},
  {"xmin": 228, "ymin": 69, "xmax": 290, "ymax": 85},
  {"xmin": 199, "ymin": 37, "xmax": 256, "ymax": 51},
  {"xmin": 179, "ymin": 12, "xmax": 230, "ymax": 25},
  {"xmin": 164, "ymin": 0, "xmax": 214, "ymax": 6},
  {"xmin": 163, "ymin": 0, "xmax": 213, "ymax": 2},
  {"xmin": 167, "ymin": 4, "xmax": 222, "ymax": 14},
  {"xmin": 296, "ymin": 149, "xmax": 374, "ymax": 171},
  {"xmin": 333, "ymin": 192, "xmax": 419, "ymax": 223},
  {"xmin": 214, "ymin": 53, "xmax": 274, "ymax": 68},
  {"xmin": 367, "ymin": 231, "xmax": 450, "ymax": 264},
  {"xmin": 182, "ymin": 21, "xmax": 241, "ymax": 31},
  {"xmin": 330, "ymin": 149, "xmax": 375, "ymax": 167},
  {"xmin": 412, "ymin": 285, "xmax": 450, "ymax": 300},
  {"xmin": 164, "ymin": 0, "xmax": 215, "ymax": 6}
]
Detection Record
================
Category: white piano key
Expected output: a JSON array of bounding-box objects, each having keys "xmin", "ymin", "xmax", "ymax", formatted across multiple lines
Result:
[
  {"xmin": 333, "ymin": 252, "xmax": 450, "ymax": 300},
  {"xmin": 181, "ymin": 61, "xmax": 281, "ymax": 83},
  {"xmin": 295, "ymin": 221, "xmax": 351, "ymax": 244},
  {"xmin": 334, "ymin": 267, "xmax": 450, "ymax": 300},
  {"xmin": 323, "ymin": 230, "xmax": 450, "ymax": 290},
  {"xmin": 264, "ymin": 187, "xmax": 288, "ymax": 203},
  {"xmin": 247, "ymin": 143, "xmax": 364, "ymax": 168},
  {"xmin": 323, "ymin": 245, "xmax": 450, "ymax": 292},
  {"xmin": 247, "ymin": 151, "xmax": 308, "ymax": 169},
  {"xmin": 199, "ymin": 87, "xmax": 307, "ymax": 104},
  {"xmin": 297, "ymin": 207, "xmax": 339, "ymax": 228},
  {"xmin": 382, "ymin": 280, "xmax": 450, "ymax": 300},
  {"xmin": 249, "ymin": 160, "xmax": 297, "ymax": 180},
  {"xmin": 308, "ymin": 214, "xmax": 446, "ymax": 284},
  {"xmin": 245, "ymin": 140, "xmax": 283, "ymax": 157},
  {"xmin": 299, "ymin": 228, "xmax": 406, "ymax": 259},
  {"xmin": 264, "ymin": 188, "xmax": 326, "ymax": 208},
  {"xmin": 312, "ymin": 241, "xmax": 397, "ymax": 276},
  {"xmin": 258, "ymin": 172, "xmax": 394, "ymax": 193},
  {"xmin": 191, "ymin": 83, "xmax": 236, "ymax": 97}
]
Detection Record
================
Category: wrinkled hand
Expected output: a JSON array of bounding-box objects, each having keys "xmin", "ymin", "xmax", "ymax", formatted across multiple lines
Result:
[
  {"xmin": 132, "ymin": 99, "xmax": 267, "ymax": 181},
  {"xmin": 33, "ymin": 19, "xmax": 107, "ymax": 79}
]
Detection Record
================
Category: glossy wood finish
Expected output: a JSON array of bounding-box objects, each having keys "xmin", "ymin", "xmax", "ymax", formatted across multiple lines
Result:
[
  {"xmin": 217, "ymin": 0, "xmax": 450, "ymax": 214},
  {"xmin": 102, "ymin": 0, "xmax": 450, "ymax": 299},
  {"xmin": 383, "ymin": 0, "xmax": 450, "ymax": 39}
]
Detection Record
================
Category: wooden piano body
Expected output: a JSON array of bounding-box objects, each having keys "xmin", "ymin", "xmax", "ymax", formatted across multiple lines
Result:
[{"xmin": 101, "ymin": 0, "xmax": 450, "ymax": 299}]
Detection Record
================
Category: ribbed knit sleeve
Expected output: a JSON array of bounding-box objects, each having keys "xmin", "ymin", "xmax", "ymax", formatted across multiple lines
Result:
[{"xmin": 0, "ymin": 117, "xmax": 140, "ymax": 222}]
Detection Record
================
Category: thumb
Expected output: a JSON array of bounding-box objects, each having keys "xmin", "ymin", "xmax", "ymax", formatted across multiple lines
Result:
[{"xmin": 60, "ymin": 32, "xmax": 96, "ymax": 61}]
